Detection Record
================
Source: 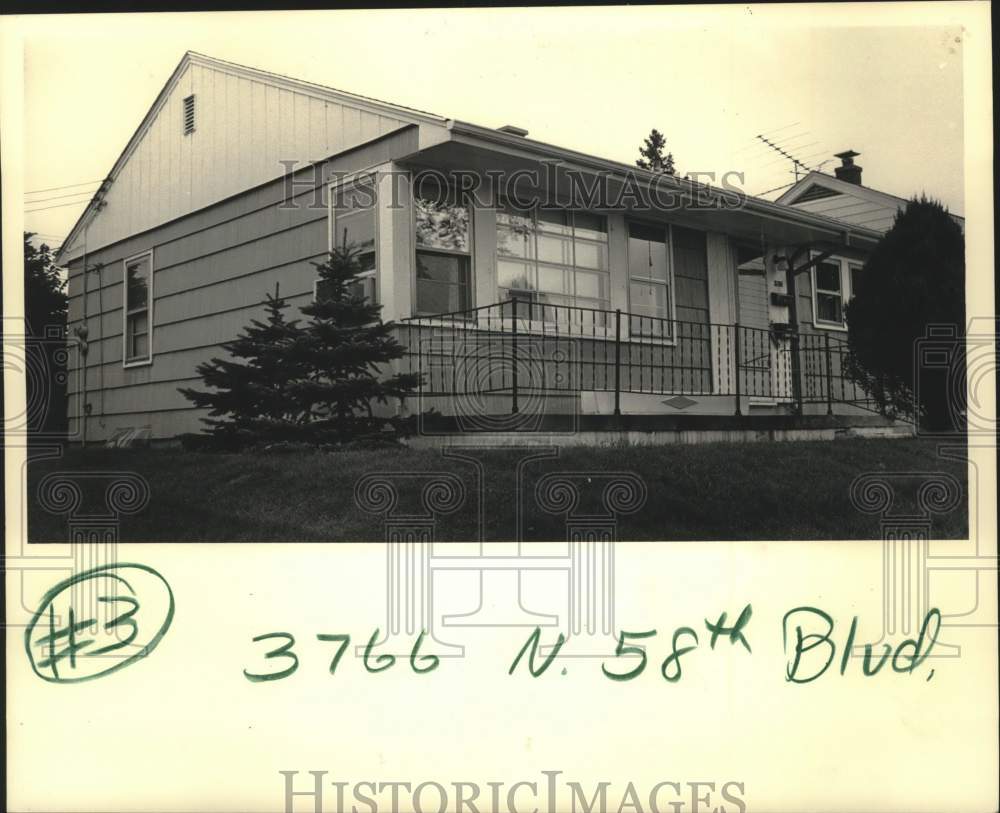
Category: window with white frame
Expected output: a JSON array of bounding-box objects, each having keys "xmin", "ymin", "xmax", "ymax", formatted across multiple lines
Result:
[
  {"xmin": 413, "ymin": 176, "xmax": 472, "ymax": 315},
  {"xmin": 123, "ymin": 252, "xmax": 153, "ymax": 365},
  {"xmin": 813, "ymin": 259, "xmax": 846, "ymax": 326},
  {"xmin": 849, "ymin": 263, "xmax": 863, "ymax": 301},
  {"xmin": 627, "ymin": 221, "xmax": 672, "ymax": 338},
  {"xmin": 496, "ymin": 204, "xmax": 610, "ymax": 326},
  {"xmin": 320, "ymin": 174, "xmax": 377, "ymax": 303}
]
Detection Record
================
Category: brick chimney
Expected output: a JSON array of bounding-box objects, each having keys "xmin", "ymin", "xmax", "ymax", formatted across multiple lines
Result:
[{"xmin": 833, "ymin": 150, "xmax": 863, "ymax": 185}]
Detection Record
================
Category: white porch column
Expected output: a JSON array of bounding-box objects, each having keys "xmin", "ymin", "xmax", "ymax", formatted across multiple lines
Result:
[
  {"xmin": 607, "ymin": 213, "xmax": 629, "ymax": 313},
  {"xmin": 706, "ymin": 232, "xmax": 736, "ymax": 393},
  {"xmin": 377, "ymin": 162, "xmax": 413, "ymax": 321},
  {"xmin": 472, "ymin": 174, "xmax": 497, "ymax": 309}
]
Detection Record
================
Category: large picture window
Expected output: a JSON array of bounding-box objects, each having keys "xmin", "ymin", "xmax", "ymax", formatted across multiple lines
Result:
[
  {"xmin": 814, "ymin": 259, "xmax": 846, "ymax": 326},
  {"xmin": 414, "ymin": 177, "xmax": 472, "ymax": 315},
  {"xmin": 627, "ymin": 221, "xmax": 672, "ymax": 338},
  {"xmin": 123, "ymin": 251, "xmax": 153, "ymax": 366},
  {"xmin": 496, "ymin": 204, "xmax": 610, "ymax": 326},
  {"xmin": 321, "ymin": 174, "xmax": 377, "ymax": 303}
]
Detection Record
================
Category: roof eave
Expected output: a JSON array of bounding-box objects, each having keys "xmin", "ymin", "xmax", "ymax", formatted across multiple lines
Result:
[{"xmin": 445, "ymin": 120, "xmax": 883, "ymax": 248}]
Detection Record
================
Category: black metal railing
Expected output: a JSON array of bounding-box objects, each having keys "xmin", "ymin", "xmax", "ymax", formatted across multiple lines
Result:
[{"xmin": 392, "ymin": 299, "xmax": 887, "ymax": 417}]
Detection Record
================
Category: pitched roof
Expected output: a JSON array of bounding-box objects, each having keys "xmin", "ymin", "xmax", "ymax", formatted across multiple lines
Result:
[{"xmin": 56, "ymin": 51, "xmax": 445, "ymax": 263}]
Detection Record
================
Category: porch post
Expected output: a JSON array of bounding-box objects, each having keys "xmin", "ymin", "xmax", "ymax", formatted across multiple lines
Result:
[
  {"xmin": 785, "ymin": 251, "xmax": 805, "ymax": 414},
  {"xmin": 824, "ymin": 333, "xmax": 834, "ymax": 415},
  {"xmin": 733, "ymin": 322, "xmax": 742, "ymax": 416},
  {"xmin": 614, "ymin": 309, "xmax": 622, "ymax": 416},
  {"xmin": 510, "ymin": 297, "xmax": 519, "ymax": 415}
]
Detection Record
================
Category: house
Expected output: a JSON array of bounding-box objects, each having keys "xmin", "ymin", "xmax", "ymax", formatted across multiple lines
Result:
[
  {"xmin": 57, "ymin": 52, "xmax": 912, "ymax": 444},
  {"xmin": 777, "ymin": 151, "xmax": 965, "ymax": 235}
]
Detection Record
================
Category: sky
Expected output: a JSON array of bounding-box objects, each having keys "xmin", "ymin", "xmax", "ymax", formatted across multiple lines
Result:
[{"xmin": 15, "ymin": 6, "xmax": 967, "ymax": 250}]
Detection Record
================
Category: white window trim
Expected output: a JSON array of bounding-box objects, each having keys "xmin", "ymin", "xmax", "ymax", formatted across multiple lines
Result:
[
  {"xmin": 847, "ymin": 262, "xmax": 863, "ymax": 302},
  {"xmin": 412, "ymin": 174, "xmax": 475, "ymax": 315},
  {"xmin": 324, "ymin": 170, "xmax": 379, "ymax": 303},
  {"xmin": 811, "ymin": 254, "xmax": 849, "ymax": 332},
  {"xmin": 122, "ymin": 249, "xmax": 154, "ymax": 368},
  {"xmin": 625, "ymin": 220, "xmax": 679, "ymax": 346}
]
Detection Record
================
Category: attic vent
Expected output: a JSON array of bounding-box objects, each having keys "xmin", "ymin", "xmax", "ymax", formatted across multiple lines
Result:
[
  {"xmin": 796, "ymin": 183, "xmax": 840, "ymax": 204},
  {"xmin": 183, "ymin": 94, "xmax": 196, "ymax": 135},
  {"xmin": 498, "ymin": 124, "xmax": 529, "ymax": 137}
]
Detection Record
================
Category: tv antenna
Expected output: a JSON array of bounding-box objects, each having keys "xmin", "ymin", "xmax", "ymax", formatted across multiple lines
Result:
[{"xmin": 755, "ymin": 133, "xmax": 812, "ymax": 180}]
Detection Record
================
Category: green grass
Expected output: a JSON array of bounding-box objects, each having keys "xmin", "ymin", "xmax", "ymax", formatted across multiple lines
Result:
[{"xmin": 27, "ymin": 438, "xmax": 967, "ymax": 542}]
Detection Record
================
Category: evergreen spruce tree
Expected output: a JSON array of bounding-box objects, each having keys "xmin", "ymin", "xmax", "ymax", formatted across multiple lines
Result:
[
  {"xmin": 291, "ymin": 243, "xmax": 422, "ymax": 445},
  {"xmin": 636, "ymin": 128, "xmax": 677, "ymax": 175},
  {"xmin": 178, "ymin": 284, "xmax": 309, "ymax": 448}
]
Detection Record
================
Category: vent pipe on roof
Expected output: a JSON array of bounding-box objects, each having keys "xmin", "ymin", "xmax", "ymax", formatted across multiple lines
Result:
[
  {"xmin": 834, "ymin": 150, "xmax": 862, "ymax": 185},
  {"xmin": 498, "ymin": 124, "xmax": 529, "ymax": 137}
]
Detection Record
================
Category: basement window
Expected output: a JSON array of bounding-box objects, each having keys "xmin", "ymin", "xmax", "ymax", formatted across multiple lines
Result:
[
  {"xmin": 183, "ymin": 94, "xmax": 196, "ymax": 135},
  {"xmin": 123, "ymin": 251, "xmax": 154, "ymax": 366}
]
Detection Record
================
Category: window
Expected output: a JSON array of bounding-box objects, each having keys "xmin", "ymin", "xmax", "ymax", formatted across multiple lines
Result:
[
  {"xmin": 627, "ymin": 221, "xmax": 672, "ymax": 338},
  {"xmin": 814, "ymin": 259, "xmax": 845, "ymax": 326},
  {"xmin": 183, "ymin": 94, "xmax": 195, "ymax": 135},
  {"xmin": 849, "ymin": 263, "xmax": 863, "ymax": 301},
  {"xmin": 414, "ymin": 178, "xmax": 472, "ymax": 315},
  {"xmin": 123, "ymin": 252, "xmax": 153, "ymax": 366},
  {"xmin": 496, "ymin": 204, "xmax": 610, "ymax": 326},
  {"xmin": 321, "ymin": 174, "xmax": 377, "ymax": 303}
]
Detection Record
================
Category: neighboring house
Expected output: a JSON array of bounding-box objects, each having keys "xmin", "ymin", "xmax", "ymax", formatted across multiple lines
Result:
[{"xmin": 58, "ymin": 53, "xmax": 915, "ymax": 442}]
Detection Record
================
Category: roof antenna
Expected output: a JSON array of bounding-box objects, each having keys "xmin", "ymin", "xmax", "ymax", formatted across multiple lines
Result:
[{"xmin": 755, "ymin": 134, "xmax": 811, "ymax": 181}]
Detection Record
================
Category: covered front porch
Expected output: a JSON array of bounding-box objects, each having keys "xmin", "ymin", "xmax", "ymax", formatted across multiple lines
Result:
[{"xmin": 390, "ymin": 298, "xmax": 892, "ymax": 424}]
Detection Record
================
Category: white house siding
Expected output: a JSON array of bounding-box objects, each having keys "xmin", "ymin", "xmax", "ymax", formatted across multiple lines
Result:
[
  {"xmin": 60, "ymin": 57, "xmax": 425, "ymax": 264},
  {"xmin": 789, "ymin": 193, "xmax": 898, "ymax": 232},
  {"xmin": 65, "ymin": 129, "xmax": 419, "ymax": 441}
]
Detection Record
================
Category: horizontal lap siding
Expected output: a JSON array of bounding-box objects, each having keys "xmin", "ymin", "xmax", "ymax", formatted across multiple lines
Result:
[{"xmin": 65, "ymin": 130, "xmax": 418, "ymax": 439}]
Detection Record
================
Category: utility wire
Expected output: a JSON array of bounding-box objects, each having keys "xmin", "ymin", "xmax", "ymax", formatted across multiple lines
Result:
[
  {"xmin": 755, "ymin": 180, "xmax": 798, "ymax": 197},
  {"xmin": 25, "ymin": 199, "xmax": 92, "ymax": 213},
  {"xmin": 25, "ymin": 179, "xmax": 102, "ymax": 195},
  {"xmin": 23, "ymin": 189, "xmax": 97, "ymax": 205}
]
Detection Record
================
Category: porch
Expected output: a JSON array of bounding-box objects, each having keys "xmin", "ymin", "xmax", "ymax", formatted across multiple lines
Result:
[{"xmin": 392, "ymin": 298, "xmax": 897, "ymax": 428}]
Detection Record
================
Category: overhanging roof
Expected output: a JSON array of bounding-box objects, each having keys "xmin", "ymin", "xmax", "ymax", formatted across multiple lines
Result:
[{"xmin": 406, "ymin": 120, "xmax": 885, "ymax": 252}]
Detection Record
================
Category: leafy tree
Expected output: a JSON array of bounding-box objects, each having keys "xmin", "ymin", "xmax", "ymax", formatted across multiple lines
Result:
[
  {"xmin": 23, "ymin": 232, "xmax": 68, "ymax": 436},
  {"xmin": 178, "ymin": 285, "xmax": 311, "ymax": 448},
  {"xmin": 845, "ymin": 197, "xmax": 965, "ymax": 430},
  {"xmin": 291, "ymin": 244, "xmax": 422, "ymax": 444},
  {"xmin": 635, "ymin": 128, "xmax": 677, "ymax": 175}
]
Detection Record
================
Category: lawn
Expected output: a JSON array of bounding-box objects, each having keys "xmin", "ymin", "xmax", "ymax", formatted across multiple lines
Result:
[{"xmin": 26, "ymin": 438, "xmax": 968, "ymax": 542}]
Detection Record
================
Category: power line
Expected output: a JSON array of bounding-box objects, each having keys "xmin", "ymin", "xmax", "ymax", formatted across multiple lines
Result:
[
  {"xmin": 25, "ymin": 199, "xmax": 92, "ymax": 214},
  {"xmin": 755, "ymin": 180, "xmax": 798, "ymax": 197},
  {"xmin": 23, "ymin": 189, "xmax": 97, "ymax": 205},
  {"xmin": 25, "ymin": 179, "xmax": 102, "ymax": 195}
]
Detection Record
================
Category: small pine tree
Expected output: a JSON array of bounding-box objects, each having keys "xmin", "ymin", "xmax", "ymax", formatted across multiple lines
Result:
[
  {"xmin": 291, "ymin": 243, "xmax": 422, "ymax": 445},
  {"xmin": 178, "ymin": 284, "xmax": 310, "ymax": 447},
  {"xmin": 636, "ymin": 128, "xmax": 677, "ymax": 175}
]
